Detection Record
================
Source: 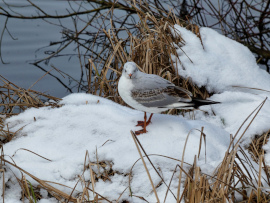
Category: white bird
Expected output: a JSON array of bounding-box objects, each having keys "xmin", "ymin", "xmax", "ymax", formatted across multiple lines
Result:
[{"xmin": 118, "ymin": 61, "xmax": 219, "ymax": 135}]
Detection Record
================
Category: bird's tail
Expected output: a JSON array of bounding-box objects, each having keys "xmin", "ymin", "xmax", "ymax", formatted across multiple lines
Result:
[{"xmin": 191, "ymin": 98, "xmax": 220, "ymax": 109}]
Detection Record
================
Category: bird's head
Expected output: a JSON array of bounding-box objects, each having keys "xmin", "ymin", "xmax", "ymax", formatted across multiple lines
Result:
[{"xmin": 122, "ymin": 62, "xmax": 139, "ymax": 79}]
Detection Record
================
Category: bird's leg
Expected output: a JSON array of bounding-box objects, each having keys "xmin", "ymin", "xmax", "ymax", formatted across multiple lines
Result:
[
  {"xmin": 135, "ymin": 112, "xmax": 148, "ymax": 135},
  {"xmin": 143, "ymin": 112, "xmax": 147, "ymax": 132},
  {"xmin": 136, "ymin": 112, "xmax": 147, "ymax": 126},
  {"xmin": 136, "ymin": 113, "xmax": 153, "ymax": 127},
  {"xmin": 147, "ymin": 113, "xmax": 153, "ymax": 125}
]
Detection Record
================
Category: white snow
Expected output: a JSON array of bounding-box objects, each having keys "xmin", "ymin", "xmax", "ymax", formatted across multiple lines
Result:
[
  {"xmin": 1, "ymin": 94, "xmax": 230, "ymax": 202},
  {"xmin": 172, "ymin": 25, "xmax": 270, "ymax": 92},
  {"xmin": 172, "ymin": 25, "xmax": 270, "ymax": 145},
  {"xmin": 2, "ymin": 25, "xmax": 270, "ymax": 202}
]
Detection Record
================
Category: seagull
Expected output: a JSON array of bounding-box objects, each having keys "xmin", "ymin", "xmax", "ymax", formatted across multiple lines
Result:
[{"xmin": 118, "ymin": 61, "xmax": 220, "ymax": 135}]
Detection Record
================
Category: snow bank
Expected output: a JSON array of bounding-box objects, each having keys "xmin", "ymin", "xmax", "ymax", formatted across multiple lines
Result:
[
  {"xmin": 2, "ymin": 93, "xmax": 230, "ymax": 202},
  {"xmin": 173, "ymin": 25, "xmax": 270, "ymax": 146},
  {"xmin": 172, "ymin": 25, "xmax": 270, "ymax": 92}
]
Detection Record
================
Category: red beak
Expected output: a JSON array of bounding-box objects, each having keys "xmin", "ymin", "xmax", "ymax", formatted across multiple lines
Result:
[{"xmin": 128, "ymin": 73, "xmax": 132, "ymax": 78}]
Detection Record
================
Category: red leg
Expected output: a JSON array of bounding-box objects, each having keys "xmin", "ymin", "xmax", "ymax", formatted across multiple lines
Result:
[
  {"xmin": 136, "ymin": 112, "xmax": 146, "ymax": 126},
  {"xmin": 143, "ymin": 112, "xmax": 147, "ymax": 132},
  {"xmin": 135, "ymin": 112, "xmax": 147, "ymax": 135},
  {"xmin": 135, "ymin": 113, "xmax": 153, "ymax": 135},
  {"xmin": 136, "ymin": 121, "xmax": 144, "ymax": 126},
  {"xmin": 136, "ymin": 113, "xmax": 153, "ymax": 127},
  {"xmin": 147, "ymin": 113, "xmax": 153, "ymax": 124}
]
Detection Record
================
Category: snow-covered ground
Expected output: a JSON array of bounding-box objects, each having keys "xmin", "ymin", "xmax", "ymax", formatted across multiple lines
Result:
[
  {"xmin": 2, "ymin": 25, "xmax": 270, "ymax": 202},
  {"xmin": 172, "ymin": 25, "xmax": 270, "ymax": 145}
]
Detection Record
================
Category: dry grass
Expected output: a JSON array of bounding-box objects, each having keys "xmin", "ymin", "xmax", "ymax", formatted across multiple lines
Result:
[
  {"xmin": 180, "ymin": 146, "xmax": 270, "ymax": 203},
  {"xmin": 0, "ymin": 75, "xmax": 60, "ymax": 116},
  {"xmin": 0, "ymin": 147, "xmax": 117, "ymax": 202},
  {"xmin": 127, "ymin": 132, "xmax": 270, "ymax": 203},
  {"xmin": 87, "ymin": 7, "xmax": 210, "ymax": 114},
  {"xmin": 248, "ymin": 131, "xmax": 270, "ymax": 162}
]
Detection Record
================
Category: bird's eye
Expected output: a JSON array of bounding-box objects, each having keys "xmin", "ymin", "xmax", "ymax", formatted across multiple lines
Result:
[{"xmin": 125, "ymin": 70, "xmax": 127, "ymax": 72}]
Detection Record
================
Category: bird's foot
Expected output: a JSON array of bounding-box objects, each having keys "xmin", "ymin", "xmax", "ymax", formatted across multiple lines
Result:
[
  {"xmin": 135, "ymin": 129, "xmax": 148, "ymax": 135},
  {"xmin": 136, "ymin": 121, "xmax": 144, "ymax": 126},
  {"xmin": 136, "ymin": 120, "xmax": 151, "ymax": 127}
]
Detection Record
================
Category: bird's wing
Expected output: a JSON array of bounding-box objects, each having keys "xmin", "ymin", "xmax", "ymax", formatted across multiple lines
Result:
[
  {"xmin": 131, "ymin": 86, "xmax": 192, "ymax": 108},
  {"xmin": 132, "ymin": 73, "xmax": 173, "ymax": 89}
]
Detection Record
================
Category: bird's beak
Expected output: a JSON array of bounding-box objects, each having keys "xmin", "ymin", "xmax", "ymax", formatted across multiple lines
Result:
[{"xmin": 128, "ymin": 73, "xmax": 132, "ymax": 79}]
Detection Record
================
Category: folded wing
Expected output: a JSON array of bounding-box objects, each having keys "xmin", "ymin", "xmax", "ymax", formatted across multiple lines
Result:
[{"xmin": 131, "ymin": 86, "xmax": 193, "ymax": 108}]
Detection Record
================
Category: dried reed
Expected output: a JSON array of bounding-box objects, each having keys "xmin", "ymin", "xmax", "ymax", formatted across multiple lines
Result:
[
  {"xmin": 0, "ymin": 75, "xmax": 60, "ymax": 116},
  {"xmin": 87, "ymin": 5, "xmax": 210, "ymax": 110}
]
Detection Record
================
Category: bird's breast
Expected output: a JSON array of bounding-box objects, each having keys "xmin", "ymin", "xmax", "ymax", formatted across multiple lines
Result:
[{"xmin": 118, "ymin": 77, "xmax": 134, "ymax": 103}]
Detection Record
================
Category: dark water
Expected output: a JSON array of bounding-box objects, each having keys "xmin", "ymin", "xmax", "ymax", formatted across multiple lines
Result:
[{"xmin": 0, "ymin": 0, "xmax": 85, "ymax": 98}]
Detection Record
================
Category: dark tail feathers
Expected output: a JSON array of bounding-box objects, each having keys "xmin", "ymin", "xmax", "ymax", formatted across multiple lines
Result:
[{"xmin": 192, "ymin": 98, "xmax": 220, "ymax": 109}]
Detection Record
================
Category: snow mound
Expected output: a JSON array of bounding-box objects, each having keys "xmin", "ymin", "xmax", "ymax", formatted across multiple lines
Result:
[
  {"xmin": 172, "ymin": 25, "xmax": 270, "ymax": 146},
  {"xmin": 172, "ymin": 25, "xmax": 270, "ymax": 93},
  {"xmin": 3, "ymin": 93, "xmax": 230, "ymax": 202}
]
